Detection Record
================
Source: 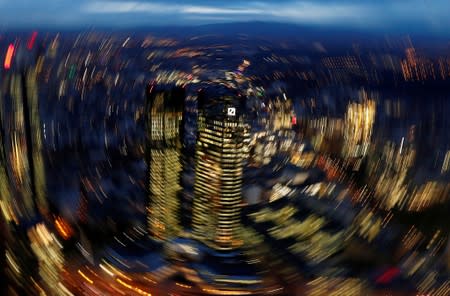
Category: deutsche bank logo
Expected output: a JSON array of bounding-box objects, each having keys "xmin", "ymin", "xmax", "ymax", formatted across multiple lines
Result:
[{"xmin": 227, "ymin": 107, "xmax": 236, "ymax": 116}]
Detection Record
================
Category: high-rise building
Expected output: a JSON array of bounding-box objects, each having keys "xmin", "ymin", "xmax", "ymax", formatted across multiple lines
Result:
[
  {"xmin": 341, "ymin": 92, "xmax": 376, "ymax": 159},
  {"xmin": 192, "ymin": 82, "xmax": 247, "ymax": 251},
  {"xmin": 145, "ymin": 82, "xmax": 185, "ymax": 240},
  {"xmin": 1, "ymin": 63, "xmax": 48, "ymax": 223},
  {"xmin": 0, "ymin": 43, "xmax": 50, "ymax": 294}
]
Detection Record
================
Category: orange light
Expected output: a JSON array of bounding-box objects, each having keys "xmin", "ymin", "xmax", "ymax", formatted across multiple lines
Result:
[
  {"xmin": 4, "ymin": 44, "xmax": 14, "ymax": 70},
  {"xmin": 116, "ymin": 279, "xmax": 152, "ymax": 296},
  {"xmin": 78, "ymin": 269, "xmax": 94, "ymax": 284},
  {"xmin": 55, "ymin": 216, "xmax": 74, "ymax": 240}
]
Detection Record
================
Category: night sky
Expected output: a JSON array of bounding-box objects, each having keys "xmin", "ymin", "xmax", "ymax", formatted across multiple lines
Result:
[{"xmin": 0, "ymin": 0, "xmax": 449, "ymax": 34}]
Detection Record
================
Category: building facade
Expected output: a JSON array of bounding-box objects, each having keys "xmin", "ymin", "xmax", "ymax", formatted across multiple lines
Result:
[
  {"xmin": 1, "ymin": 62, "xmax": 48, "ymax": 224},
  {"xmin": 192, "ymin": 83, "xmax": 247, "ymax": 251},
  {"xmin": 146, "ymin": 83, "xmax": 185, "ymax": 240}
]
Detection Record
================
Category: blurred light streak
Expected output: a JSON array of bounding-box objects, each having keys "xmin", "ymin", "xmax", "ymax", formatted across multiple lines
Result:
[
  {"xmin": 27, "ymin": 31, "xmax": 38, "ymax": 50},
  {"xmin": 4, "ymin": 43, "xmax": 15, "ymax": 69},
  {"xmin": 78, "ymin": 269, "xmax": 94, "ymax": 284}
]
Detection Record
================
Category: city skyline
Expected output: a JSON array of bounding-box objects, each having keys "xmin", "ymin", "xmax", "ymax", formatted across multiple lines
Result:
[{"xmin": 0, "ymin": 18, "xmax": 449, "ymax": 295}]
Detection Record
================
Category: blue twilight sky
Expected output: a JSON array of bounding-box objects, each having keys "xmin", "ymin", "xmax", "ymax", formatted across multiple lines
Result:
[{"xmin": 0, "ymin": 0, "xmax": 449, "ymax": 33}]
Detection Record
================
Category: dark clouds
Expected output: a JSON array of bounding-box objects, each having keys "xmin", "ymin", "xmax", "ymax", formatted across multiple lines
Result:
[{"xmin": 0, "ymin": 0, "xmax": 448, "ymax": 34}]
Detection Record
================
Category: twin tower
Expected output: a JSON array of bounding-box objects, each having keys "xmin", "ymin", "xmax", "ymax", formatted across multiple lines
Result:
[{"xmin": 145, "ymin": 81, "xmax": 247, "ymax": 251}]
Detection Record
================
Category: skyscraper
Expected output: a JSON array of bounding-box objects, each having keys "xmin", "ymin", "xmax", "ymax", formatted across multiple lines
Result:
[
  {"xmin": 1, "ymin": 63, "xmax": 48, "ymax": 224},
  {"xmin": 341, "ymin": 92, "xmax": 376, "ymax": 159},
  {"xmin": 192, "ymin": 82, "xmax": 247, "ymax": 251},
  {"xmin": 146, "ymin": 82, "xmax": 185, "ymax": 240},
  {"xmin": 0, "ymin": 43, "xmax": 51, "ymax": 294}
]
